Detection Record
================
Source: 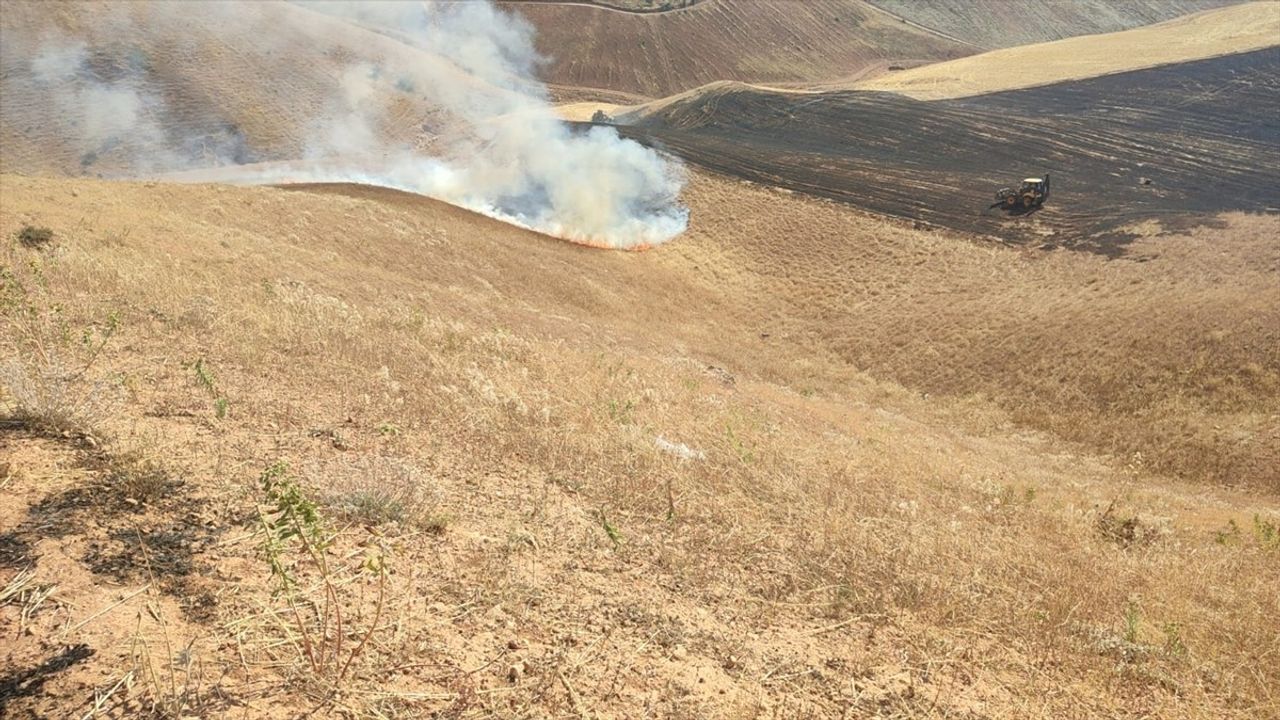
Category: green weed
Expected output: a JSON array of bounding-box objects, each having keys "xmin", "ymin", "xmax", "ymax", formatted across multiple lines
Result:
[
  {"xmin": 600, "ymin": 509, "xmax": 624, "ymax": 548},
  {"xmin": 257, "ymin": 462, "xmax": 388, "ymax": 688},
  {"xmin": 191, "ymin": 358, "xmax": 228, "ymax": 420},
  {"xmin": 1123, "ymin": 602, "xmax": 1141, "ymax": 645}
]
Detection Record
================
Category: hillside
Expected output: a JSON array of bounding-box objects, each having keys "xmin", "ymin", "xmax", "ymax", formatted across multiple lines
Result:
[
  {"xmin": 865, "ymin": 0, "xmax": 1236, "ymax": 50},
  {"xmin": 3, "ymin": 170, "xmax": 1278, "ymax": 718},
  {"xmin": 2, "ymin": 0, "xmax": 1279, "ymax": 718},
  {"xmin": 0, "ymin": 0, "xmax": 518, "ymax": 177},
  {"xmin": 491, "ymin": 0, "xmax": 972, "ymax": 98},
  {"xmin": 496, "ymin": 0, "xmax": 1245, "ymax": 99},
  {"xmin": 854, "ymin": 1, "xmax": 1280, "ymax": 99}
]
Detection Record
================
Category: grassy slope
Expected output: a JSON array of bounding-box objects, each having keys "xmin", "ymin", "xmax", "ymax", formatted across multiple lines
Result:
[
  {"xmin": 864, "ymin": 0, "xmax": 1236, "ymax": 50},
  {"xmin": 507, "ymin": 0, "xmax": 1245, "ymax": 101},
  {"xmin": 2, "ymin": 172, "xmax": 1278, "ymax": 718},
  {"xmin": 598, "ymin": 4, "xmax": 1279, "ymax": 129},
  {"xmin": 853, "ymin": 1, "xmax": 1280, "ymax": 99}
]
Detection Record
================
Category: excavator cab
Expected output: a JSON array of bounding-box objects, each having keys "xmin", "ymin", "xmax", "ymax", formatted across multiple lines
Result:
[
  {"xmin": 1020, "ymin": 175, "xmax": 1049, "ymax": 203},
  {"xmin": 993, "ymin": 173, "xmax": 1050, "ymax": 211}
]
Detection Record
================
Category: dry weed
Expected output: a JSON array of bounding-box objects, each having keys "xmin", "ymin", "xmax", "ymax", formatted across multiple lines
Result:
[{"xmin": 1, "ymin": 250, "xmax": 120, "ymax": 436}]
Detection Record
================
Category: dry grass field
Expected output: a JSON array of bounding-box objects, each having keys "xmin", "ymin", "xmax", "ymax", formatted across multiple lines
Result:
[
  {"xmin": 2, "ymin": 170, "xmax": 1278, "ymax": 718},
  {"xmin": 854, "ymin": 2, "xmax": 1280, "ymax": 99},
  {"xmin": 3, "ymin": 1, "xmax": 1279, "ymax": 718},
  {"xmin": 864, "ymin": 0, "xmax": 1236, "ymax": 50}
]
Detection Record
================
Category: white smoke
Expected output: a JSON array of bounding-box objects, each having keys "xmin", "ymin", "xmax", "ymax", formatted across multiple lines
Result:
[
  {"xmin": 8, "ymin": 0, "xmax": 688, "ymax": 248},
  {"xmin": 19, "ymin": 34, "xmax": 183, "ymax": 173}
]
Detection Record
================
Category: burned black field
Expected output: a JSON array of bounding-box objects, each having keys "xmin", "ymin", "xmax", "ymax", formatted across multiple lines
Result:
[{"xmin": 619, "ymin": 48, "xmax": 1280, "ymax": 255}]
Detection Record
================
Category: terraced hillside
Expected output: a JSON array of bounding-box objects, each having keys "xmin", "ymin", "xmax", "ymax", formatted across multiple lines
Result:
[
  {"xmin": 494, "ymin": 0, "xmax": 972, "ymax": 97},
  {"xmin": 866, "ymin": 0, "xmax": 1236, "ymax": 49},
  {"xmin": 621, "ymin": 48, "xmax": 1280, "ymax": 254},
  {"xmin": 501, "ymin": 0, "xmax": 1246, "ymax": 98},
  {"xmin": 854, "ymin": 1, "xmax": 1280, "ymax": 99}
]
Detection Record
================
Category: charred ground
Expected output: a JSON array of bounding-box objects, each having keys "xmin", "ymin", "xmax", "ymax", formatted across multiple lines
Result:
[{"xmin": 619, "ymin": 48, "xmax": 1280, "ymax": 255}]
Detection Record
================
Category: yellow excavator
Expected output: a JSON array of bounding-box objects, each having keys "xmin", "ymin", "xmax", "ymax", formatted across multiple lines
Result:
[{"xmin": 991, "ymin": 174, "xmax": 1050, "ymax": 211}]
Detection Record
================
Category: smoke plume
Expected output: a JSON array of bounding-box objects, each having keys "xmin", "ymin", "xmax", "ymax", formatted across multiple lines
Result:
[{"xmin": 5, "ymin": 0, "xmax": 688, "ymax": 248}]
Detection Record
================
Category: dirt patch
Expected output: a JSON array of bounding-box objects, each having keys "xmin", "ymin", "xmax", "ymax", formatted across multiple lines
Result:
[
  {"xmin": 0, "ymin": 424, "xmax": 231, "ymax": 718},
  {"xmin": 0, "ymin": 424, "xmax": 223, "ymax": 611}
]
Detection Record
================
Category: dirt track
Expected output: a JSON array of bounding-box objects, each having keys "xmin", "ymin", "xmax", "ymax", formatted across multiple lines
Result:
[{"xmin": 620, "ymin": 48, "xmax": 1280, "ymax": 254}]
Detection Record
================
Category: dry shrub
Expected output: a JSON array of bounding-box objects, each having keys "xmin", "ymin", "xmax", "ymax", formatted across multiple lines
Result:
[
  {"xmin": 1095, "ymin": 501, "xmax": 1158, "ymax": 548},
  {"xmin": 0, "ymin": 352, "xmax": 117, "ymax": 435}
]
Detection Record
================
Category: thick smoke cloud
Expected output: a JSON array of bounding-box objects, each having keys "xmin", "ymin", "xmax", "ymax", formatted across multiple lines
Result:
[{"xmin": 13, "ymin": 0, "xmax": 688, "ymax": 248}]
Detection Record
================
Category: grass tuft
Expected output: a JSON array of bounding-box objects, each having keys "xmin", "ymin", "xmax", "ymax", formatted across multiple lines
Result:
[
  {"xmin": 107, "ymin": 447, "xmax": 176, "ymax": 506},
  {"xmin": 17, "ymin": 225, "xmax": 53, "ymax": 249}
]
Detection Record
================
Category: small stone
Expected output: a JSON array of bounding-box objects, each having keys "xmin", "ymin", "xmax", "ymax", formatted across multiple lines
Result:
[
  {"xmin": 507, "ymin": 662, "xmax": 525, "ymax": 682},
  {"xmin": 672, "ymin": 646, "xmax": 688, "ymax": 660},
  {"xmin": 507, "ymin": 638, "xmax": 522, "ymax": 650}
]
